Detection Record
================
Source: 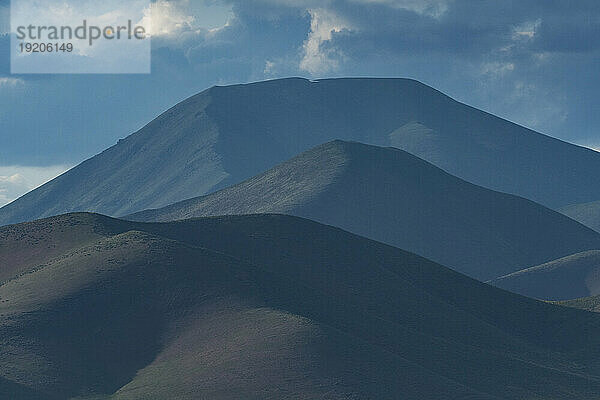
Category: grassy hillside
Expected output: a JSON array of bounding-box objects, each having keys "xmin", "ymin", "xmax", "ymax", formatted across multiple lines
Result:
[
  {"xmin": 3, "ymin": 78, "xmax": 600, "ymax": 227},
  {"xmin": 128, "ymin": 141, "xmax": 600, "ymax": 282},
  {"xmin": 2, "ymin": 213, "xmax": 600, "ymax": 398},
  {"xmin": 490, "ymin": 251, "xmax": 600, "ymax": 300}
]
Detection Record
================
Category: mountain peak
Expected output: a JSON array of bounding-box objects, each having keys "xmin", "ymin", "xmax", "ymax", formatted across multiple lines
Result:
[
  {"xmin": 3, "ymin": 77, "xmax": 600, "ymax": 227},
  {"xmin": 128, "ymin": 141, "xmax": 600, "ymax": 282}
]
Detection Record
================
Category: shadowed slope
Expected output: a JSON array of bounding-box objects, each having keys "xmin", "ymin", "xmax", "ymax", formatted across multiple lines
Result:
[
  {"xmin": 490, "ymin": 250, "xmax": 600, "ymax": 300},
  {"xmin": 3, "ymin": 214, "xmax": 600, "ymax": 398},
  {"xmin": 3, "ymin": 78, "xmax": 600, "ymax": 226},
  {"xmin": 128, "ymin": 141, "xmax": 600, "ymax": 281}
]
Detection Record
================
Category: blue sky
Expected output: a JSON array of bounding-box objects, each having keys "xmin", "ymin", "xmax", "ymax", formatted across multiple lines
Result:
[{"xmin": 0, "ymin": 0, "xmax": 599, "ymax": 204}]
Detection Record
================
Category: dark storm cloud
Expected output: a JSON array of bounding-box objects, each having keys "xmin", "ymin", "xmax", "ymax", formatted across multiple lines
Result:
[
  {"xmin": 283, "ymin": 0, "xmax": 600, "ymax": 141},
  {"xmin": 312, "ymin": 0, "xmax": 600, "ymax": 57}
]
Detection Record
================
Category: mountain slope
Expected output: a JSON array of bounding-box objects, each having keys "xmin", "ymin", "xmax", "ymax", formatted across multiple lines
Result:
[
  {"xmin": 3, "ymin": 77, "xmax": 600, "ymax": 226},
  {"xmin": 3, "ymin": 213, "xmax": 600, "ymax": 398},
  {"xmin": 0, "ymin": 213, "xmax": 130, "ymax": 283},
  {"xmin": 562, "ymin": 201, "xmax": 600, "ymax": 233},
  {"xmin": 490, "ymin": 250, "xmax": 600, "ymax": 300},
  {"xmin": 128, "ymin": 141, "xmax": 600, "ymax": 282},
  {"xmin": 559, "ymin": 295, "xmax": 600, "ymax": 313}
]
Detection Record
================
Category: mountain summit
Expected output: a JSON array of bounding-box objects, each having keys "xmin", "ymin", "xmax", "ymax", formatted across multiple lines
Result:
[{"xmin": 2, "ymin": 77, "xmax": 600, "ymax": 226}]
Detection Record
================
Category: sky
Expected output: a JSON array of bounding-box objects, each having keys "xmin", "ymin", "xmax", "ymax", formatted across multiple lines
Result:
[{"xmin": 0, "ymin": 0, "xmax": 599, "ymax": 205}]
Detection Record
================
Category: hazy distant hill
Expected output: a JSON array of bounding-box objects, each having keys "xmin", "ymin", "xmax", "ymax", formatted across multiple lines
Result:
[
  {"xmin": 128, "ymin": 141, "xmax": 600, "ymax": 282},
  {"xmin": 3, "ymin": 213, "xmax": 600, "ymax": 399},
  {"xmin": 3, "ymin": 77, "xmax": 600, "ymax": 226},
  {"xmin": 490, "ymin": 250, "xmax": 600, "ymax": 300}
]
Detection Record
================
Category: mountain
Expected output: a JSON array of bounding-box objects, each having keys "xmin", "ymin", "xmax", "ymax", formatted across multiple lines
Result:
[
  {"xmin": 490, "ymin": 250, "xmax": 600, "ymax": 300},
  {"xmin": 3, "ymin": 77, "xmax": 600, "ymax": 226},
  {"xmin": 127, "ymin": 141, "xmax": 600, "ymax": 282},
  {"xmin": 562, "ymin": 201, "xmax": 600, "ymax": 233},
  {"xmin": 3, "ymin": 213, "xmax": 600, "ymax": 399},
  {"xmin": 559, "ymin": 295, "xmax": 600, "ymax": 313}
]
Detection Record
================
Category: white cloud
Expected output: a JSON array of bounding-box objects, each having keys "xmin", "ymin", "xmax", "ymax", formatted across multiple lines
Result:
[
  {"xmin": 140, "ymin": 0, "xmax": 195, "ymax": 37},
  {"xmin": 10, "ymin": 0, "xmax": 152, "ymax": 72},
  {"xmin": 0, "ymin": 78, "xmax": 24, "ymax": 87},
  {"xmin": 297, "ymin": 0, "xmax": 447, "ymax": 75},
  {"xmin": 0, "ymin": 174, "xmax": 29, "ymax": 207},
  {"xmin": 512, "ymin": 19, "xmax": 541, "ymax": 40},
  {"xmin": 350, "ymin": 0, "xmax": 449, "ymax": 18},
  {"xmin": 300, "ymin": 8, "xmax": 350, "ymax": 74},
  {"xmin": 264, "ymin": 59, "xmax": 275, "ymax": 74},
  {"xmin": 240, "ymin": 0, "xmax": 449, "ymax": 18},
  {"xmin": 481, "ymin": 62, "xmax": 515, "ymax": 78},
  {"xmin": 138, "ymin": 0, "xmax": 232, "ymax": 38},
  {"xmin": 0, "ymin": 166, "xmax": 71, "ymax": 207},
  {"xmin": 509, "ymin": 81, "xmax": 568, "ymax": 130}
]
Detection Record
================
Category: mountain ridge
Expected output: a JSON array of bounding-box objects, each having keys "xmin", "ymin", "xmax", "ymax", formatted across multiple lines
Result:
[
  {"xmin": 3, "ymin": 77, "xmax": 600, "ymax": 226},
  {"xmin": 490, "ymin": 250, "xmax": 600, "ymax": 300},
  {"xmin": 128, "ymin": 140, "xmax": 600, "ymax": 282},
  {"xmin": 3, "ymin": 212, "xmax": 600, "ymax": 398},
  {"xmin": 562, "ymin": 201, "xmax": 600, "ymax": 233}
]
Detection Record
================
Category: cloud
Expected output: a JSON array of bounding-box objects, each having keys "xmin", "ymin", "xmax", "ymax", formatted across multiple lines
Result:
[
  {"xmin": 140, "ymin": 0, "xmax": 195, "ymax": 37},
  {"xmin": 512, "ymin": 19, "xmax": 541, "ymax": 40},
  {"xmin": 0, "ymin": 174, "xmax": 28, "ymax": 207},
  {"xmin": 349, "ymin": 0, "xmax": 449, "ymax": 18},
  {"xmin": 276, "ymin": 0, "xmax": 599, "ymax": 140},
  {"xmin": 300, "ymin": 8, "xmax": 350, "ymax": 74},
  {"xmin": 0, "ymin": 166, "xmax": 71, "ymax": 207},
  {"xmin": 481, "ymin": 62, "xmax": 515, "ymax": 78},
  {"xmin": 0, "ymin": 0, "xmax": 599, "ymax": 165},
  {"xmin": 0, "ymin": 77, "xmax": 24, "ymax": 87},
  {"xmin": 136, "ymin": 0, "xmax": 233, "ymax": 42}
]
